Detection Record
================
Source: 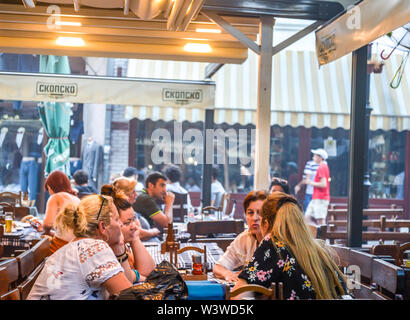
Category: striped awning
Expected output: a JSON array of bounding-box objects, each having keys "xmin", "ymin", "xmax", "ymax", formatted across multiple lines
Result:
[{"xmin": 126, "ymin": 50, "xmax": 410, "ymax": 131}]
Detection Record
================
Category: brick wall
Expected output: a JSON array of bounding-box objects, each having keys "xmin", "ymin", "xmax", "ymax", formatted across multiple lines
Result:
[{"xmin": 108, "ymin": 59, "xmax": 130, "ymax": 178}]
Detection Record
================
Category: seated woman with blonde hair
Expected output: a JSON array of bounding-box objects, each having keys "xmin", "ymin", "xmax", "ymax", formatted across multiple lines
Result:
[
  {"xmin": 111, "ymin": 177, "xmax": 161, "ymax": 241},
  {"xmin": 101, "ymin": 184, "xmax": 156, "ymax": 278},
  {"xmin": 42, "ymin": 170, "xmax": 81, "ymax": 254},
  {"xmin": 28, "ymin": 194, "xmax": 136, "ymax": 300},
  {"xmin": 233, "ymin": 192, "xmax": 346, "ymax": 300}
]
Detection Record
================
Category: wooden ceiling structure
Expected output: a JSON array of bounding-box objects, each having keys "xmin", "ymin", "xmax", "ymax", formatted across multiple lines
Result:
[{"xmin": 0, "ymin": 0, "xmax": 346, "ymax": 63}]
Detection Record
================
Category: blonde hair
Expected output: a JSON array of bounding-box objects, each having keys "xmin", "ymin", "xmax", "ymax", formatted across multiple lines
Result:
[
  {"xmin": 261, "ymin": 192, "xmax": 345, "ymax": 299},
  {"xmin": 54, "ymin": 194, "xmax": 114, "ymax": 238},
  {"xmin": 112, "ymin": 177, "xmax": 137, "ymax": 195}
]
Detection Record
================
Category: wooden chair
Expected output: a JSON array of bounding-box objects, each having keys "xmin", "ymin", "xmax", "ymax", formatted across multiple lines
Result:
[
  {"xmin": 0, "ymin": 202, "xmax": 15, "ymax": 220},
  {"xmin": 16, "ymin": 249, "xmax": 35, "ymax": 282},
  {"xmin": 31, "ymin": 237, "xmax": 51, "ymax": 268},
  {"xmin": 0, "ymin": 192, "xmax": 22, "ymax": 207},
  {"xmin": 371, "ymin": 258, "xmax": 406, "ymax": 300},
  {"xmin": 0, "ymin": 258, "xmax": 19, "ymax": 290},
  {"xmin": 187, "ymin": 219, "xmax": 244, "ymax": 240},
  {"xmin": 18, "ymin": 261, "xmax": 45, "ymax": 300},
  {"xmin": 0, "ymin": 244, "xmax": 3, "ymax": 258},
  {"xmin": 202, "ymin": 193, "xmax": 230, "ymax": 220},
  {"xmin": 228, "ymin": 282, "xmax": 283, "ymax": 300},
  {"xmin": 0, "ymin": 288, "xmax": 20, "ymax": 300},
  {"xmin": 172, "ymin": 192, "xmax": 188, "ymax": 223}
]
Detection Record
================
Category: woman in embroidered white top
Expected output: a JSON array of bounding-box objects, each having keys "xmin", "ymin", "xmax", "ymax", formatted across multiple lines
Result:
[
  {"xmin": 28, "ymin": 194, "xmax": 135, "ymax": 300},
  {"xmin": 212, "ymin": 190, "xmax": 268, "ymax": 283}
]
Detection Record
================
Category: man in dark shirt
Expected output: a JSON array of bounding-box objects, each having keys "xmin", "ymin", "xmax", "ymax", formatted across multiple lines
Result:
[
  {"xmin": 72, "ymin": 169, "xmax": 97, "ymax": 198},
  {"xmin": 133, "ymin": 172, "xmax": 175, "ymax": 229}
]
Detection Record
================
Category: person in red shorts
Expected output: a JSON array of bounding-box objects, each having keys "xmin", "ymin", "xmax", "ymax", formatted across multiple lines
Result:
[{"xmin": 304, "ymin": 149, "xmax": 330, "ymax": 225}]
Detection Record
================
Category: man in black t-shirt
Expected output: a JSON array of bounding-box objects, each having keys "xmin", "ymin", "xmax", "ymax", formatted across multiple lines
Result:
[
  {"xmin": 133, "ymin": 172, "xmax": 175, "ymax": 229},
  {"xmin": 72, "ymin": 169, "xmax": 97, "ymax": 198}
]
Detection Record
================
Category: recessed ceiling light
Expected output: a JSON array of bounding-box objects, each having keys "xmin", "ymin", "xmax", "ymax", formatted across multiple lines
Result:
[
  {"xmin": 196, "ymin": 28, "xmax": 221, "ymax": 34},
  {"xmin": 183, "ymin": 43, "xmax": 212, "ymax": 53},
  {"xmin": 55, "ymin": 21, "xmax": 82, "ymax": 27},
  {"xmin": 56, "ymin": 37, "xmax": 85, "ymax": 47}
]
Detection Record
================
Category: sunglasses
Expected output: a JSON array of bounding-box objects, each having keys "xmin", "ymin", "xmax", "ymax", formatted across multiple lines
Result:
[
  {"xmin": 272, "ymin": 177, "xmax": 288, "ymax": 184},
  {"xmin": 96, "ymin": 195, "xmax": 108, "ymax": 221}
]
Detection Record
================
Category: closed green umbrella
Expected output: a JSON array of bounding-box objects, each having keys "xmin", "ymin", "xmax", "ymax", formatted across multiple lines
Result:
[{"xmin": 38, "ymin": 55, "xmax": 72, "ymax": 176}]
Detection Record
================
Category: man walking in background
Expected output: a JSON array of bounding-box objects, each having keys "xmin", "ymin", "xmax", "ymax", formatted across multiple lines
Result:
[
  {"xmin": 294, "ymin": 158, "xmax": 320, "ymax": 212},
  {"xmin": 304, "ymin": 149, "xmax": 330, "ymax": 226}
]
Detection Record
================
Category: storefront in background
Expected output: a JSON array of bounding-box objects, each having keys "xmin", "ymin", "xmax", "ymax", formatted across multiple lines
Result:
[{"xmin": 126, "ymin": 49, "xmax": 410, "ymax": 217}]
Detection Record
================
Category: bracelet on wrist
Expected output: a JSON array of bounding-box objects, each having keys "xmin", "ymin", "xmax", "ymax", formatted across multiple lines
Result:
[
  {"xmin": 133, "ymin": 269, "xmax": 140, "ymax": 283},
  {"xmin": 115, "ymin": 246, "xmax": 127, "ymax": 258},
  {"xmin": 116, "ymin": 252, "xmax": 129, "ymax": 263}
]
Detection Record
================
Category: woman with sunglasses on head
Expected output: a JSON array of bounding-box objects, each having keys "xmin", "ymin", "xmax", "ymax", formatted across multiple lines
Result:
[
  {"xmin": 101, "ymin": 184, "xmax": 155, "ymax": 278},
  {"xmin": 28, "ymin": 194, "xmax": 135, "ymax": 300},
  {"xmin": 233, "ymin": 192, "xmax": 346, "ymax": 300},
  {"xmin": 112, "ymin": 177, "xmax": 161, "ymax": 242},
  {"xmin": 213, "ymin": 190, "xmax": 268, "ymax": 283},
  {"xmin": 269, "ymin": 177, "xmax": 290, "ymax": 194},
  {"xmin": 42, "ymin": 170, "xmax": 81, "ymax": 254}
]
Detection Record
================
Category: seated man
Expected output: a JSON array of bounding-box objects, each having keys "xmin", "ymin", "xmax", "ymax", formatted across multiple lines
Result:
[
  {"xmin": 72, "ymin": 169, "xmax": 97, "ymax": 199},
  {"xmin": 212, "ymin": 190, "xmax": 268, "ymax": 283},
  {"xmin": 123, "ymin": 166, "xmax": 145, "ymax": 192},
  {"xmin": 164, "ymin": 164, "xmax": 193, "ymax": 219},
  {"xmin": 133, "ymin": 172, "xmax": 175, "ymax": 231}
]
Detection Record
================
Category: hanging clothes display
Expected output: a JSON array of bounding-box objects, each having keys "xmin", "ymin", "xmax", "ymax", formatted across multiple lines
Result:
[
  {"xmin": 81, "ymin": 138, "xmax": 103, "ymax": 189},
  {"xmin": 19, "ymin": 127, "xmax": 44, "ymax": 201}
]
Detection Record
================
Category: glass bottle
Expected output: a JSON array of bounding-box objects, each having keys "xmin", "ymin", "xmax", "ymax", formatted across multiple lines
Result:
[{"xmin": 192, "ymin": 255, "xmax": 203, "ymax": 275}]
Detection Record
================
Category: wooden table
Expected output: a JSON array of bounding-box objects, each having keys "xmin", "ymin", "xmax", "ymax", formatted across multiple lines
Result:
[{"xmin": 0, "ymin": 225, "xmax": 41, "ymax": 256}]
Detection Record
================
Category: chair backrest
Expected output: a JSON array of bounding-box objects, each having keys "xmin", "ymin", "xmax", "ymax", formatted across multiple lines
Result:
[
  {"xmin": 13, "ymin": 207, "xmax": 31, "ymax": 221},
  {"xmin": 0, "ymin": 258, "xmax": 19, "ymax": 289},
  {"xmin": 371, "ymin": 258, "xmax": 406, "ymax": 299},
  {"xmin": 0, "ymin": 288, "xmax": 20, "ymax": 300},
  {"xmin": 0, "ymin": 267, "xmax": 9, "ymax": 295},
  {"xmin": 0, "ymin": 202, "xmax": 15, "ymax": 220},
  {"xmin": 221, "ymin": 193, "xmax": 230, "ymax": 216},
  {"xmin": 18, "ymin": 261, "xmax": 45, "ymax": 300},
  {"xmin": 31, "ymin": 238, "xmax": 51, "ymax": 268},
  {"xmin": 0, "ymin": 192, "xmax": 22, "ymax": 207},
  {"xmin": 213, "ymin": 192, "xmax": 224, "ymax": 209},
  {"xmin": 0, "ymin": 244, "xmax": 3, "ymax": 258},
  {"xmin": 228, "ymin": 282, "xmax": 282, "ymax": 300},
  {"xmin": 370, "ymin": 243, "xmax": 400, "ymax": 265},
  {"xmin": 187, "ymin": 220, "xmax": 244, "ymax": 241},
  {"xmin": 174, "ymin": 245, "xmax": 207, "ymax": 273},
  {"xmin": 330, "ymin": 245, "xmax": 351, "ymax": 268},
  {"xmin": 398, "ymin": 242, "xmax": 410, "ymax": 266},
  {"xmin": 172, "ymin": 192, "xmax": 188, "ymax": 223},
  {"xmin": 346, "ymin": 249, "xmax": 374, "ymax": 282},
  {"xmin": 16, "ymin": 249, "xmax": 35, "ymax": 280}
]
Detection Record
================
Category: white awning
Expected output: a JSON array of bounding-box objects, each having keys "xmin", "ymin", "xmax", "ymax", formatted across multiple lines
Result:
[{"xmin": 127, "ymin": 50, "xmax": 410, "ymax": 131}]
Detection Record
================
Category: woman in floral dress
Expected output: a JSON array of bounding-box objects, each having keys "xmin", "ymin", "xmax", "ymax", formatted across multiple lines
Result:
[{"xmin": 235, "ymin": 192, "xmax": 346, "ymax": 300}]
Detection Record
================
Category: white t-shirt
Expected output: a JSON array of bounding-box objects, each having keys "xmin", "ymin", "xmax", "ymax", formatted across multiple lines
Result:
[
  {"xmin": 215, "ymin": 230, "xmax": 259, "ymax": 271},
  {"xmin": 28, "ymin": 239, "xmax": 123, "ymax": 300},
  {"xmin": 211, "ymin": 180, "xmax": 226, "ymax": 204},
  {"xmin": 167, "ymin": 182, "xmax": 193, "ymax": 212}
]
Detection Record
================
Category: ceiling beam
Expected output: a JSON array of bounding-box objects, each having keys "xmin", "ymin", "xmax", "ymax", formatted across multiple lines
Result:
[
  {"xmin": 204, "ymin": 63, "xmax": 223, "ymax": 79},
  {"xmin": 202, "ymin": 10, "xmax": 260, "ymax": 54},
  {"xmin": 0, "ymin": 34, "xmax": 248, "ymax": 63},
  {"xmin": 202, "ymin": 0, "xmax": 345, "ymax": 21},
  {"xmin": 272, "ymin": 20, "xmax": 324, "ymax": 55}
]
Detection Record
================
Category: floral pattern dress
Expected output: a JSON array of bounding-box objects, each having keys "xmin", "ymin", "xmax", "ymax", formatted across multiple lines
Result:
[{"xmin": 238, "ymin": 234, "xmax": 317, "ymax": 300}]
